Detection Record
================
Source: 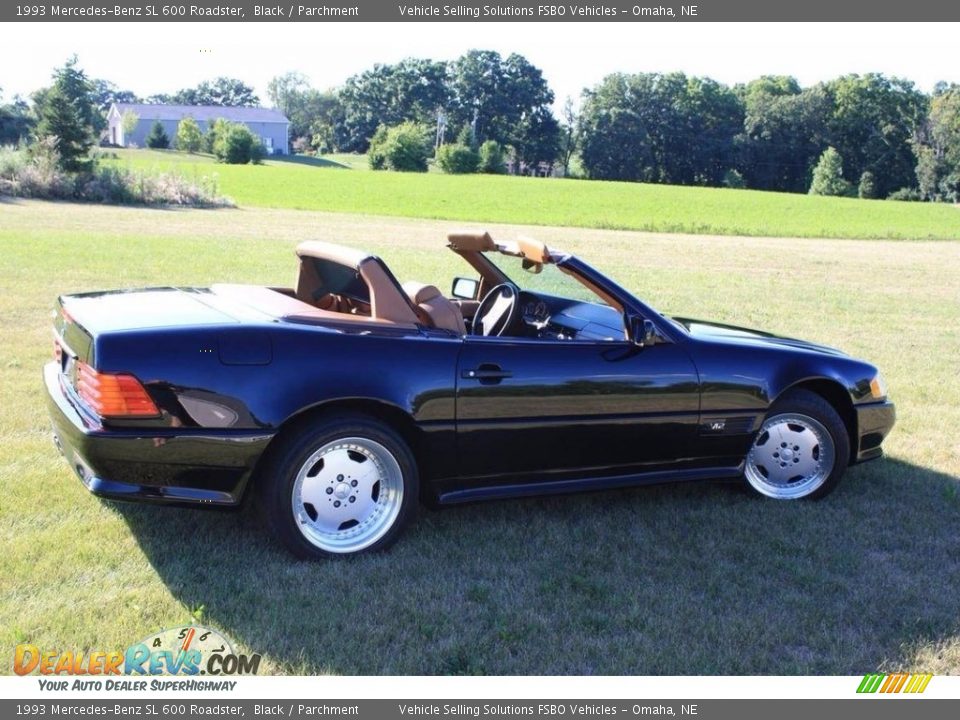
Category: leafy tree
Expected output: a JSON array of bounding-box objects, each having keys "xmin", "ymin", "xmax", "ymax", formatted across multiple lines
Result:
[
  {"xmin": 267, "ymin": 71, "xmax": 310, "ymax": 116},
  {"xmin": 448, "ymin": 50, "xmax": 558, "ymax": 165},
  {"xmin": 266, "ymin": 72, "xmax": 336, "ymax": 143},
  {"xmin": 578, "ymin": 74, "xmax": 654, "ymax": 181},
  {"xmin": 212, "ymin": 121, "xmax": 264, "ymax": 164},
  {"xmin": 306, "ymin": 91, "xmax": 347, "ymax": 154},
  {"xmin": 121, "ymin": 110, "xmax": 139, "ymax": 140},
  {"xmin": 579, "ymin": 72, "xmax": 741, "ymax": 185},
  {"xmin": 478, "ymin": 140, "xmax": 506, "ymax": 174},
  {"xmin": 175, "ymin": 117, "xmax": 203, "ymax": 153},
  {"xmin": 89, "ymin": 78, "xmax": 138, "ymax": 134},
  {"xmin": 145, "ymin": 120, "xmax": 170, "ymax": 149},
  {"xmin": 367, "ymin": 122, "xmax": 429, "ymax": 172},
  {"xmin": 338, "ymin": 58, "xmax": 450, "ymax": 152},
  {"xmin": 436, "ymin": 143, "xmax": 479, "ymax": 174},
  {"xmin": 152, "ymin": 77, "xmax": 259, "ymax": 107},
  {"xmin": 204, "ymin": 117, "xmax": 230, "ymax": 154},
  {"xmin": 735, "ymin": 78, "xmax": 831, "ymax": 192},
  {"xmin": 0, "ymin": 89, "xmax": 33, "ymax": 145},
  {"xmin": 558, "ymin": 97, "xmax": 580, "ymax": 176},
  {"xmin": 809, "ymin": 147, "xmax": 852, "ymax": 196},
  {"xmin": 90, "ymin": 78, "xmax": 138, "ymax": 113},
  {"xmin": 824, "ymin": 73, "xmax": 927, "ymax": 198},
  {"xmin": 35, "ymin": 57, "xmax": 98, "ymax": 171},
  {"xmin": 512, "ymin": 106, "xmax": 560, "ymax": 171},
  {"xmin": 913, "ymin": 84, "xmax": 960, "ymax": 202},
  {"xmin": 667, "ymin": 76, "xmax": 743, "ymax": 185}
]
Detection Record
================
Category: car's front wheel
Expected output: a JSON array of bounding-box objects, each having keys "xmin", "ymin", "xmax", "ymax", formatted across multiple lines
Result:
[
  {"xmin": 260, "ymin": 414, "xmax": 418, "ymax": 559},
  {"xmin": 743, "ymin": 389, "xmax": 850, "ymax": 500}
]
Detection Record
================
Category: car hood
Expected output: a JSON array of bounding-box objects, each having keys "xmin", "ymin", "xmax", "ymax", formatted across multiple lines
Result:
[{"xmin": 670, "ymin": 316, "xmax": 848, "ymax": 357}]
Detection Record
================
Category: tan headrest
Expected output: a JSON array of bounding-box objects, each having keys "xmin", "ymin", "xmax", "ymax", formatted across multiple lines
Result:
[
  {"xmin": 517, "ymin": 235, "xmax": 551, "ymax": 264},
  {"xmin": 447, "ymin": 231, "xmax": 495, "ymax": 252},
  {"xmin": 296, "ymin": 241, "xmax": 370, "ymax": 267},
  {"xmin": 402, "ymin": 281, "xmax": 442, "ymax": 305}
]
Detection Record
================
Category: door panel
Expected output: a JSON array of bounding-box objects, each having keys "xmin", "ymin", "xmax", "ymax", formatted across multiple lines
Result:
[{"xmin": 455, "ymin": 337, "xmax": 700, "ymax": 480}]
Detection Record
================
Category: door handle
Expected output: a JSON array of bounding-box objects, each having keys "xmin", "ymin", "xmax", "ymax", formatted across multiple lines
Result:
[{"xmin": 461, "ymin": 364, "xmax": 512, "ymax": 381}]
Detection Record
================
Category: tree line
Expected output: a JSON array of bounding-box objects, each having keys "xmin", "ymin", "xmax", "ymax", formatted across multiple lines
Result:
[
  {"xmin": 271, "ymin": 59, "xmax": 960, "ymax": 200},
  {"xmin": 2, "ymin": 54, "xmax": 959, "ymax": 201}
]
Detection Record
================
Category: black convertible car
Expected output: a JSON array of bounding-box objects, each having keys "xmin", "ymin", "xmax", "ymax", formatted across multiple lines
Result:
[{"xmin": 46, "ymin": 232, "xmax": 895, "ymax": 558}]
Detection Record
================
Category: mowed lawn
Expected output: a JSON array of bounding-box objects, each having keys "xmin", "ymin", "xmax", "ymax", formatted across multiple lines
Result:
[
  {"xmin": 108, "ymin": 149, "xmax": 960, "ymax": 241},
  {"xmin": 1, "ymin": 199, "xmax": 959, "ymax": 675}
]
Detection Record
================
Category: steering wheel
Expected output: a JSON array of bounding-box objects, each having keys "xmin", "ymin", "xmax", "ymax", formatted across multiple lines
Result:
[{"xmin": 472, "ymin": 282, "xmax": 520, "ymax": 337}]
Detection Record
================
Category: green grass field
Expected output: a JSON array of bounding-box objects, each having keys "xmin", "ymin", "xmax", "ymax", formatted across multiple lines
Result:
[
  {"xmin": 1, "ymin": 199, "xmax": 958, "ymax": 675},
  {"xmin": 107, "ymin": 149, "xmax": 960, "ymax": 241}
]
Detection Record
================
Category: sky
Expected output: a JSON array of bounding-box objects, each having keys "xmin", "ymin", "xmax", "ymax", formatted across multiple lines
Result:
[{"xmin": 2, "ymin": 22, "xmax": 958, "ymax": 108}]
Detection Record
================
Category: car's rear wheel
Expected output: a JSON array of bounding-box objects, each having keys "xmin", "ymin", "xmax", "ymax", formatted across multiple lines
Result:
[
  {"xmin": 260, "ymin": 414, "xmax": 418, "ymax": 559},
  {"xmin": 743, "ymin": 389, "xmax": 850, "ymax": 500}
]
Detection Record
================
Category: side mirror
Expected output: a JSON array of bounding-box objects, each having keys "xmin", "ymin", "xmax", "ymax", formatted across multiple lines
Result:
[
  {"xmin": 451, "ymin": 276, "xmax": 479, "ymax": 300},
  {"xmin": 629, "ymin": 316, "xmax": 660, "ymax": 347},
  {"xmin": 521, "ymin": 258, "xmax": 543, "ymax": 274}
]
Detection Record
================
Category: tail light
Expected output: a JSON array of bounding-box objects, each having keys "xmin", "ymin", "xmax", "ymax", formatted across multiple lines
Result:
[
  {"xmin": 53, "ymin": 338, "xmax": 63, "ymax": 364},
  {"xmin": 76, "ymin": 362, "xmax": 160, "ymax": 418}
]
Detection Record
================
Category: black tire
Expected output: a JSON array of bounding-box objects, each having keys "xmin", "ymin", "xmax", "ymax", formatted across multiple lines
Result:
[
  {"xmin": 258, "ymin": 413, "xmax": 419, "ymax": 559},
  {"xmin": 743, "ymin": 388, "xmax": 850, "ymax": 500}
]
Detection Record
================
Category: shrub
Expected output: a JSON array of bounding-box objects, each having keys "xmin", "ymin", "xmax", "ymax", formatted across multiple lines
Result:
[
  {"xmin": 212, "ymin": 122, "xmax": 264, "ymax": 164},
  {"xmin": 204, "ymin": 118, "xmax": 228, "ymax": 154},
  {"xmin": 809, "ymin": 147, "xmax": 852, "ymax": 197},
  {"xmin": 367, "ymin": 122, "xmax": 429, "ymax": 172},
  {"xmin": 367, "ymin": 126, "xmax": 388, "ymax": 170},
  {"xmin": 858, "ymin": 171, "xmax": 878, "ymax": 199},
  {"xmin": 436, "ymin": 143, "xmax": 480, "ymax": 174},
  {"xmin": 175, "ymin": 117, "xmax": 203, "ymax": 153},
  {"xmin": 146, "ymin": 121, "xmax": 170, "ymax": 149},
  {"xmin": 887, "ymin": 187, "xmax": 923, "ymax": 202},
  {"xmin": 722, "ymin": 168, "xmax": 746, "ymax": 189},
  {"xmin": 478, "ymin": 140, "xmax": 506, "ymax": 174},
  {"xmin": 0, "ymin": 142, "xmax": 231, "ymax": 207}
]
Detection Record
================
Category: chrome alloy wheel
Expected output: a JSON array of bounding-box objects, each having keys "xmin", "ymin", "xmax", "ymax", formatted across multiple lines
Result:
[
  {"xmin": 744, "ymin": 413, "xmax": 836, "ymax": 499},
  {"xmin": 291, "ymin": 437, "xmax": 404, "ymax": 554}
]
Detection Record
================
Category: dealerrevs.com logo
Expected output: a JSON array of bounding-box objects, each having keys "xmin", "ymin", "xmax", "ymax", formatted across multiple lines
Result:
[
  {"xmin": 856, "ymin": 673, "xmax": 933, "ymax": 694},
  {"xmin": 14, "ymin": 626, "xmax": 261, "ymax": 677}
]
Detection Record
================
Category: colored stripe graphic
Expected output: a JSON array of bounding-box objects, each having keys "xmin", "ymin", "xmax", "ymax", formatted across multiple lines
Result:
[{"xmin": 857, "ymin": 673, "xmax": 933, "ymax": 694}]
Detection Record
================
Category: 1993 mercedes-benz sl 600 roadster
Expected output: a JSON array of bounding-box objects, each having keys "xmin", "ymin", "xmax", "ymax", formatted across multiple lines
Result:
[{"xmin": 46, "ymin": 232, "xmax": 895, "ymax": 558}]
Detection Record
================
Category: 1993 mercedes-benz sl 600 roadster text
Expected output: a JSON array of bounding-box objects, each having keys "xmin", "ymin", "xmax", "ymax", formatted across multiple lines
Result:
[{"xmin": 46, "ymin": 232, "xmax": 895, "ymax": 558}]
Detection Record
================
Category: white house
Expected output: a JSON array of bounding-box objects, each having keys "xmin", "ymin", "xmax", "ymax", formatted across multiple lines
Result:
[{"xmin": 107, "ymin": 103, "xmax": 290, "ymax": 155}]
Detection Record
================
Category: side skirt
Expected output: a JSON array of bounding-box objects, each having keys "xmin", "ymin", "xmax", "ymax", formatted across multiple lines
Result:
[{"xmin": 436, "ymin": 465, "xmax": 745, "ymax": 505}]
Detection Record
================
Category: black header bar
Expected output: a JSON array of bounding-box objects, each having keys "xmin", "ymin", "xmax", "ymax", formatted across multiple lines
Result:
[{"xmin": 3, "ymin": 1, "xmax": 960, "ymax": 22}]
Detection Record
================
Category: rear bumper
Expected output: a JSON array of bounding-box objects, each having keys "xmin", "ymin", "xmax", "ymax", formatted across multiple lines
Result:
[
  {"xmin": 44, "ymin": 362, "xmax": 272, "ymax": 507},
  {"xmin": 854, "ymin": 400, "xmax": 896, "ymax": 463}
]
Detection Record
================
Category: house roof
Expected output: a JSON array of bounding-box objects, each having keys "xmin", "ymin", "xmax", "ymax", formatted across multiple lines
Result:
[{"xmin": 111, "ymin": 103, "xmax": 289, "ymax": 124}]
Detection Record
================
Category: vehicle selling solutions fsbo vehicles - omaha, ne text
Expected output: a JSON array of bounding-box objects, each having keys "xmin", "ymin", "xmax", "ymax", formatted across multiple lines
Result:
[{"xmin": 45, "ymin": 232, "xmax": 895, "ymax": 559}]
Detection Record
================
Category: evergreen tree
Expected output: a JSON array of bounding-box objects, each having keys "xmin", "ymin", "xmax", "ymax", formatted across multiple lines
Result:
[
  {"xmin": 146, "ymin": 121, "xmax": 170, "ymax": 149},
  {"xmin": 35, "ymin": 57, "xmax": 96, "ymax": 171},
  {"xmin": 809, "ymin": 147, "xmax": 852, "ymax": 196}
]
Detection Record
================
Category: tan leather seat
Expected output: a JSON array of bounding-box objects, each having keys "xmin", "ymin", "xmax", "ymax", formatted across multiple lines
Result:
[{"xmin": 402, "ymin": 282, "xmax": 466, "ymax": 335}]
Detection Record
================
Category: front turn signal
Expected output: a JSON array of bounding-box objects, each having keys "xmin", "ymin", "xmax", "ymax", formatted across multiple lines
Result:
[{"xmin": 869, "ymin": 373, "xmax": 889, "ymax": 401}]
